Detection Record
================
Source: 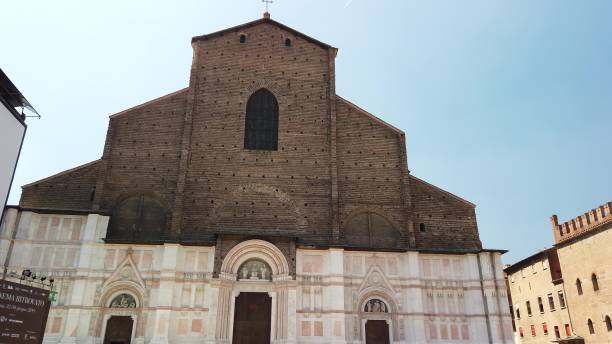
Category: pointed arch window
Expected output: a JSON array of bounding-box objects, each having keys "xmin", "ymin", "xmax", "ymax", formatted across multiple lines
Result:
[
  {"xmin": 587, "ymin": 319, "xmax": 595, "ymax": 334},
  {"xmin": 576, "ymin": 278, "xmax": 583, "ymax": 295},
  {"xmin": 605, "ymin": 315, "xmax": 611, "ymax": 332},
  {"xmin": 592, "ymin": 273, "xmax": 600, "ymax": 291},
  {"xmin": 244, "ymin": 88, "xmax": 279, "ymax": 150}
]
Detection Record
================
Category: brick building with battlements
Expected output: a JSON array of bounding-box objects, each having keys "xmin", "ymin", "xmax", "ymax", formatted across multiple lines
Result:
[{"xmin": 0, "ymin": 13, "xmax": 511, "ymax": 344}]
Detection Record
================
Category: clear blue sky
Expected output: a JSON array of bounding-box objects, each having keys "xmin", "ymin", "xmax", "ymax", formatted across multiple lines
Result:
[{"xmin": 2, "ymin": 0, "xmax": 610, "ymax": 264}]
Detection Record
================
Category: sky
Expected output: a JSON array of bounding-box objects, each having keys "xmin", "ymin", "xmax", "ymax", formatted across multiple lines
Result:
[{"xmin": 2, "ymin": 0, "xmax": 611, "ymax": 264}]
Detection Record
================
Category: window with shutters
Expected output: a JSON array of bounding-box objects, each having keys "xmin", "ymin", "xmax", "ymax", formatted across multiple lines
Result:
[
  {"xmin": 548, "ymin": 294, "xmax": 555, "ymax": 311},
  {"xmin": 558, "ymin": 291, "xmax": 566, "ymax": 308},
  {"xmin": 244, "ymin": 88, "xmax": 279, "ymax": 150}
]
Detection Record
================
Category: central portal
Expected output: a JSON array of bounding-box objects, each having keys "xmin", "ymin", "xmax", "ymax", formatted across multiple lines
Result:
[
  {"xmin": 232, "ymin": 292, "xmax": 272, "ymax": 344},
  {"xmin": 365, "ymin": 320, "xmax": 390, "ymax": 344},
  {"xmin": 103, "ymin": 316, "xmax": 133, "ymax": 344}
]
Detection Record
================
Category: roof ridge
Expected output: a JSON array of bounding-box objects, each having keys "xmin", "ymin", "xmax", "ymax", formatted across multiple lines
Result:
[
  {"xmin": 21, "ymin": 159, "xmax": 101, "ymax": 188},
  {"xmin": 409, "ymin": 174, "xmax": 475, "ymax": 207},
  {"xmin": 109, "ymin": 87, "xmax": 189, "ymax": 118},
  {"xmin": 337, "ymin": 96, "xmax": 404, "ymax": 135}
]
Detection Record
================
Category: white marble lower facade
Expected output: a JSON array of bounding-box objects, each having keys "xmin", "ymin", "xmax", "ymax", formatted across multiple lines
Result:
[{"xmin": 0, "ymin": 209, "xmax": 513, "ymax": 344}]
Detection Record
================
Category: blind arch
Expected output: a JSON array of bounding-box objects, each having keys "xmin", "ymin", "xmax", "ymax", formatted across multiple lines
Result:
[
  {"xmin": 108, "ymin": 195, "xmax": 166, "ymax": 241},
  {"xmin": 344, "ymin": 211, "xmax": 400, "ymax": 248}
]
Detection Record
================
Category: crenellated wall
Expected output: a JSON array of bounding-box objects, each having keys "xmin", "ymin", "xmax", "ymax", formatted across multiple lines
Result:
[
  {"xmin": 551, "ymin": 201, "xmax": 612, "ymax": 244},
  {"xmin": 552, "ymin": 201, "xmax": 612, "ymax": 343}
]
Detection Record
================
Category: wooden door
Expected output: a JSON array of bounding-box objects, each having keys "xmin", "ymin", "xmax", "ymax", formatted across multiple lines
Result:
[
  {"xmin": 365, "ymin": 320, "xmax": 390, "ymax": 344},
  {"xmin": 232, "ymin": 292, "xmax": 272, "ymax": 344},
  {"xmin": 103, "ymin": 316, "xmax": 133, "ymax": 344}
]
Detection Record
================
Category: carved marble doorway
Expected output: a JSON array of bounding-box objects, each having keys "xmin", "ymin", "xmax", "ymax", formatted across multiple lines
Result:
[
  {"xmin": 216, "ymin": 239, "xmax": 296, "ymax": 343},
  {"xmin": 365, "ymin": 320, "xmax": 390, "ymax": 344},
  {"xmin": 232, "ymin": 292, "xmax": 272, "ymax": 344},
  {"xmin": 103, "ymin": 316, "xmax": 133, "ymax": 344}
]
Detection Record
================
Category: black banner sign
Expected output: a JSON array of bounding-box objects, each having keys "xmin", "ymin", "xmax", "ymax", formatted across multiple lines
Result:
[{"xmin": 0, "ymin": 280, "xmax": 50, "ymax": 344}]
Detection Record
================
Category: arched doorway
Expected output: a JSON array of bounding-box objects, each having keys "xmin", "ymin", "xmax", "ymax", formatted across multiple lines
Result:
[
  {"xmin": 103, "ymin": 316, "xmax": 133, "ymax": 344},
  {"xmin": 232, "ymin": 292, "xmax": 272, "ymax": 344},
  {"xmin": 101, "ymin": 293, "xmax": 138, "ymax": 344},
  {"xmin": 365, "ymin": 320, "xmax": 390, "ymax": 344},
  {"xmin": 361, "ymin": 298, "xmax": 393, "ymax": 344},
  {"xmin": 216, "ymin": 239, "xmax": 294, "ymax": 343},
  {"xmin": 232, "ymin": 259, "xmax": 274, "ymax": 343}
]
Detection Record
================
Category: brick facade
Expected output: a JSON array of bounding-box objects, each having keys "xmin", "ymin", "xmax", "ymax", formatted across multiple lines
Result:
[
  {"xmin": 20, "ymin": 160, "xmax": 101, "ymax": 210},
  {"xmin": 19, "ymin": 17, "xmax": 482, "ymax": 253},
  {"xmin": 8, "ymin": 16, "xmax": 513, "ymax": 344}
]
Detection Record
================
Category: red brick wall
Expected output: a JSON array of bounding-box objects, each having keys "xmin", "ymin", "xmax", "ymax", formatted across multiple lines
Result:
[
  {"xmin": 95, "ymin": 89, "xmax": 188, "ymax": 213},
  {"xmin": 180, "ymin": 22, "xmax": 334, "ymax": 245},
  {"xmin": 18, "ymin": 19, "xmax": 484, "ymax": 252},
  {"xmin": 336, "ymin": 98, "xmax": 409, "ymax": 244},
  {"xmin": 410, "ymin": 176, "xmax": 481, "ymax": 250},
  {"xmin": 20, "ymin": 160, "xmax": 100, "ymax": 210}
]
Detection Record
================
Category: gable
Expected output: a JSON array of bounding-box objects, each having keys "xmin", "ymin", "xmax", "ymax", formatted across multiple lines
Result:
[
  {"xmin": 358, "ymin": 264, "xmax": 397, "ymax": 296},
  {"xmin": 102, "ymin": 248, "xmax": 146, "ymax": 291},
  {"xmin": 191, "ymin": 17, "xmax": 334, "ymax": 50}
]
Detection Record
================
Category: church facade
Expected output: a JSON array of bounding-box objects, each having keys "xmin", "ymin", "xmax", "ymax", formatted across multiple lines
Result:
[{"xmin": 0, "ymin": 15, "xmax": 512, "ymax": 344}]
